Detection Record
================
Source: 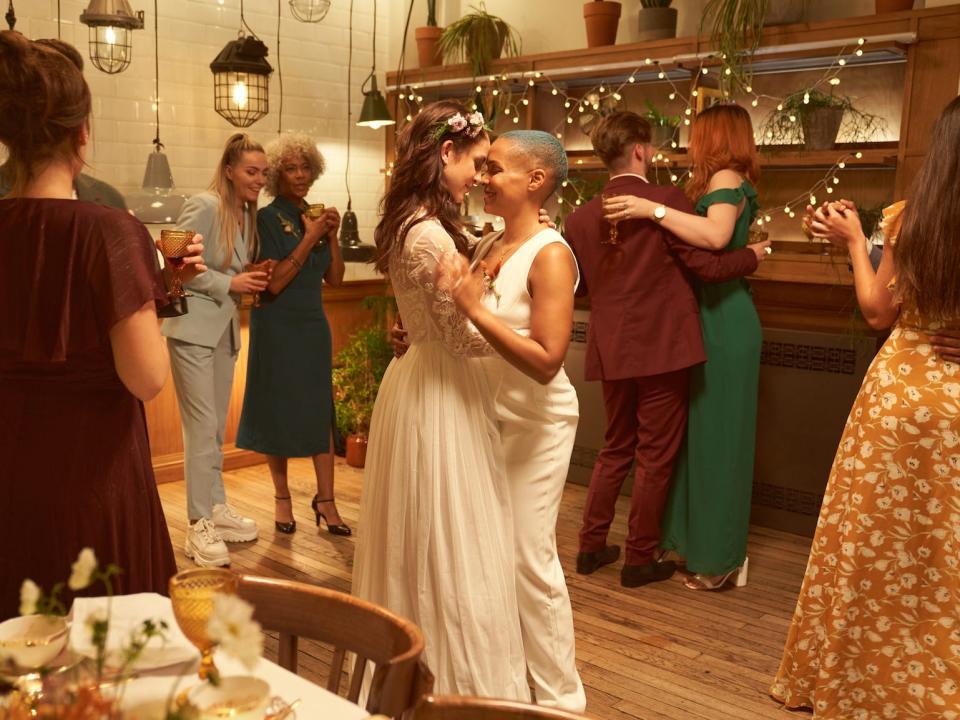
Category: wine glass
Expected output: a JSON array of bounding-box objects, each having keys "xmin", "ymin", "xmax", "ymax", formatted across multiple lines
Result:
[
  {"xmin": 243, "ymin": 260, "xmax": 273, "ymax": 308},
  {"xmin": 305, "ymin": 203, "xmax": 327, "ymax": 249},
  {"xmin": 158, "ymin": 230, "xmax": 195, "ymax": 298},
  {"xmin": 168, "ymin": 568, "xmax": 239, "ymax": 680},
  {"xmin": 600, "ymin": 193, "xmax": 620, "ymax": 245}
]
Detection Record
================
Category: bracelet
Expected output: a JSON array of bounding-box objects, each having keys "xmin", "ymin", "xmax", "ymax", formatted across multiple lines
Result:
[{"xmin": 288, "ymin": 255, "xmax": 303, "ymax": 269}]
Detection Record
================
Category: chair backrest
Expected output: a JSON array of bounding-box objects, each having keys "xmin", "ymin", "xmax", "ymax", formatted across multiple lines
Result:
[
  {"xmin": 237, "ymin": 574, "xmax": 428, "ymax": 718},
  {"xmin": 412, "ymin": 695, "xmax": 593, "ymax": 720}
]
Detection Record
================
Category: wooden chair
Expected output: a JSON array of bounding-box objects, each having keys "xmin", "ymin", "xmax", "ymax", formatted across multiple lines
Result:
[
  {"xmin": 237, "ymin": 574, "xmax": 429, "ymax": 718},
  {"xmin": 413, "ymin": 695, "xmax": 593, "ymax": 720}
]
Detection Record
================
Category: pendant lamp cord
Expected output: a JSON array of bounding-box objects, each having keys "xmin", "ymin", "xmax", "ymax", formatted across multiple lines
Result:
[
  {"xmin": 152, "ymin": 0, "xmax": 163, "ymax": 150},
  {"xmin": 5, "ymin": 0, "xmax": 16, "ymax": 31},
  {"xmin": 277, "ymin": 0, "xmax": 283, "ymax": 135},
  {"xmin": 393, "ymin": 0, "xmax": 415, "ymax": 125},
  {"xmin": 345, "ymin": 0, "xmax": 354, "ymax": 209},
  {"xmin": 239, "ymin": 0, "xmax": 256, "ymax": 38}
]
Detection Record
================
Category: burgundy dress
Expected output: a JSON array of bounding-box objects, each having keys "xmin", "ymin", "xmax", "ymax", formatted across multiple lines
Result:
[{"xmin": 0, "ymin": 198, "xmax": 177, "ymax": 620}]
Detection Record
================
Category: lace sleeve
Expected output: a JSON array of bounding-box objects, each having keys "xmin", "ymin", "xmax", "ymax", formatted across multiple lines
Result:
[{"xmin": 404, "ymin": 221, "xmax": 493, "ymax": 358}]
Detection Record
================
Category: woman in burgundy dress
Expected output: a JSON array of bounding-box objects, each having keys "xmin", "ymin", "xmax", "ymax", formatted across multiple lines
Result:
[{"xmin": 0, "ymin": 32, "xmax": 200, "ymax": 619}]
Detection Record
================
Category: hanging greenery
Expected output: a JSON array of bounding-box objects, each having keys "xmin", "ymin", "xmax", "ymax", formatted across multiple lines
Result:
[
  {"xmin": 759, "ymin": 88, "xmax": 885, "ymax": 148},
  {"xmin": 700, "ymin": 0, "xmax": 769, "ymax": 93},
  {"xmin": 437, "ymin": 2, "xmax": 521, "ymax": 77}
]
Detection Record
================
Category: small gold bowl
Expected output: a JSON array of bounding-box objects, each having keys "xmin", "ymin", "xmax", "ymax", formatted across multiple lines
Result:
[
  {"xmin": 305, "ymin": 203, "xmax": 326, "ymax": 220},
  {"xmin": 0, "ymin": 615, "xmax": 69, "ymax": 671}
]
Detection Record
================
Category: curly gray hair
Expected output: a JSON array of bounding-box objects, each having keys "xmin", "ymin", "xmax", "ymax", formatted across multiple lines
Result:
[{"xmin": 264, "ymin": 133, "xmax": 326, "ymax": 197}]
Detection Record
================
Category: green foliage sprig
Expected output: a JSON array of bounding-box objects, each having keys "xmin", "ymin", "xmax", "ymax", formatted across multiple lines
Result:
[
  {"xmin": 644, "ymin": 99, "xmax": 680, "ymax": 127},
  {"xmin": 426, "ymin": 0, "xmax": 437, "ymax": 27},
  {"xmin": 700, "ymin": 0, "xmax": 769, "ymax": 94}
]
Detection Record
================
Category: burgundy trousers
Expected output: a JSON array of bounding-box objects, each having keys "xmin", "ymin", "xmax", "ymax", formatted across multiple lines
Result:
[{"xmin": 578, "ymin": 368, "xmax": 689, "ymax": 565}]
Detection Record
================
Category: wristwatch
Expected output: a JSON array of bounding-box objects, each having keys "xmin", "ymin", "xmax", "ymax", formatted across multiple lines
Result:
[{"xmin": 653, "ymin": 205, "xmax": 667, "ymax": 222}]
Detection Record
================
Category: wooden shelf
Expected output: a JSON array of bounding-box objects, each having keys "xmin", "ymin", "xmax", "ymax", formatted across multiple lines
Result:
[{"xmin": 565, "ymin": 145, "xmax": 898, "ymax": 173}]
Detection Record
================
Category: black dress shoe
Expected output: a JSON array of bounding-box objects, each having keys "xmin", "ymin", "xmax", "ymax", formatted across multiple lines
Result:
[
  {"xmin": 576, "ymin": 545, "xmax": 621, "ymax": 575},
  {"xmin": 274, "ymin": 495, "xmax": 296, "ymax": 534},
  {"xmin": 621, "ymin": 559, "xmax": 677, "ymax": 588}
]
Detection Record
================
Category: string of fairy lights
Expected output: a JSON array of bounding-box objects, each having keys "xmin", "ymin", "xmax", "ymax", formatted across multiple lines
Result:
[{"xmin": 387, "ymin": 36, "xmax": 876, "ymax": 228}]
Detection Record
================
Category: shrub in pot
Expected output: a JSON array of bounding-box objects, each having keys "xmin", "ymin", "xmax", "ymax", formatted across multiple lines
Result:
[
  {"xmin": 438, "ymin": 2, "xmax": 521, "ymax": 77},
  {"xmin": 644, "ymin": 99, "xmax": 681, "ymax": 147},
  {"xmin": 759, "ymin": 88, "xmax": 885, "ymax": 151},
  {"xmin": 415, "ymin": 0, "xmax": 443, "ymax": 68}
]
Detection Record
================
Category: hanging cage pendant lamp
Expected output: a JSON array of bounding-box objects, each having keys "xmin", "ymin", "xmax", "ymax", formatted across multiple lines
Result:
[
  {"xmin": 79, "ymin": 0, "xmax": 144, "ymax": 74},
  {"xmin": 211, "ymin": 1, "xmax": 273, "ymax": 128},
  {"xmin": 289, "ymin": 0, "xmax": 330, "ymax": 23}
]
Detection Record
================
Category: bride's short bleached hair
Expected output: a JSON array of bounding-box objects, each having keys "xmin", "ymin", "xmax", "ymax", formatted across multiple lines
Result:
[
  {"xmin": 499, "ymin": 130, "xmax": 568, "ymax": 195},
  {"xmin": 264, "ymin": 133, "xmax": 326, "ymax": 197}
]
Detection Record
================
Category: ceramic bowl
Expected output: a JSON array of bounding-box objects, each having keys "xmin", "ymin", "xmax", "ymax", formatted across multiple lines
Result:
[
  {"xmin": 187, "ymin": 676, "xmax": 270, "ymax": 720},
  {"xmin": 0, "ymin": 615, "xmax": 70, "ymax": 670}
]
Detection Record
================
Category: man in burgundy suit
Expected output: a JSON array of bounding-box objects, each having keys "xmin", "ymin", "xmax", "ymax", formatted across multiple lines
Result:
[{"xmin": 564, "ymin": 111, "xmax": 768, "ymax": 588}]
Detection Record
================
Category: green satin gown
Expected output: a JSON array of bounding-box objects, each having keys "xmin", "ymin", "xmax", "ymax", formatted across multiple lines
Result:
[{"xmin": 660, "ymin": 182, "xmax": 763, "ymax": 576}]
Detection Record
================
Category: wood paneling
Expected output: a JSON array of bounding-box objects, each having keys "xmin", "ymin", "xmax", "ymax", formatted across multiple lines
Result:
[
  {"xmin": 157, "ymin": 458, "xmax": 811, "ymax": 720},
  {"xmin": 147, "ymin": 279, "xmax": 388, "ymax": 481}
]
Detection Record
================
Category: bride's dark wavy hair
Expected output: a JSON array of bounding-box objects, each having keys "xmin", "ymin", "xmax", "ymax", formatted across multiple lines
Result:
[{"xmin": 373, "ymin": 100, "xmax": 489, "ymax": 274}]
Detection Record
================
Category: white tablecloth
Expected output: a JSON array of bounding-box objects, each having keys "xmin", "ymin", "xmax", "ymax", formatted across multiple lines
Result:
[{"xmin": 68, "ymin": 594, "xmax": 369, "ymax": 720}]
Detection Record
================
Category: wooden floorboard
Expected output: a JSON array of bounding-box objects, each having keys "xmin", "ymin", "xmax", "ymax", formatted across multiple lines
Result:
[{"xmin": 157, "ymin": 459, "xmax": 810, "ymax": 719}]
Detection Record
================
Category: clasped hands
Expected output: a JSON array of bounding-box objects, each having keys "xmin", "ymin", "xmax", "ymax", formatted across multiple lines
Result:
[{"xmin": 303, "ymin": 207, "xmax": 341, "ymax": 246}]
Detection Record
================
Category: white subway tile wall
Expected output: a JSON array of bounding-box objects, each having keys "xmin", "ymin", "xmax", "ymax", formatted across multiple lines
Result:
[{"xmin": 14, "ymin": 0, "xmax": 391, "ymax": 278}]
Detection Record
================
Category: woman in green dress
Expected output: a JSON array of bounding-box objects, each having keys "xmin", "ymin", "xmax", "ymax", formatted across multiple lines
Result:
[
  {"xmin": 237, "ymin": 134, "xmax": 350, "ymax": 536},
  {"xmin": 600, "ymin": 104, "xmax": 763, "ymax": 590}
]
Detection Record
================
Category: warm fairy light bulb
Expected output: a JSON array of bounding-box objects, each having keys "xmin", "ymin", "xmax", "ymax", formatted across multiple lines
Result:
[
  {"xmin": 558, "ymin": 197, "xmax": 563, "ymax": 204},
  {"xmin": 670, "ymin": 174, "xmax": 678, "ymax": 182},
  {"xmin": 701, "ymin": 67, "xmax": 709, "ymax": 74},
  {"xmin": 578, "ymin": 105, "xmax": 584, "ymax": 113},
  {"xmin": 566, "ymin": 117, "xmax": 573, "ymax": 124},
  {"xmin": 105, "ymin": 26, "xmax": 117, "ymax": 45},
  {"xmin": 839, "ymin": 58, "xmax": 846, "ymax": 66},
  {"xmin": 745, "ymin": 85, "xmax": 752, "ymax": 93},
  {"xmin": 504, "ymin": 107, "xmax": 511, "ymax": 115},
  {"xmin": 777, "ymin": 104, "xmax": 784, "ymax": 111},
  {"xmin": 669, "ymin": 92, "xmax": 676, "ymax": 100},
  {"xmin": 501, "ymin": 74, "xmax": 508, "ymax": 81},
  {"xmin": 561, "ymin": 180, "xmax": 568, "ymax": 187},
  {"xmin": 644, "ymin": 58, "xmax": 652, "ymax": 64},
  {"xmin": 810, "ymin": 195, "xmax": 817, "ymax": 205},
  {"xmin": 833, "ymin": 177, "xmax": 840, "ymax": 184},
  {"xmin": 803, "ymin": 92, "xmax": 810, "ymax": 104},
  {"xmin": 827, "ymin": 186, "xmax": 834, "ymax": 194},
  {"xmin": 684, "ymin": 118, "xmax": 691, "ymax": 125},
  {"xmin": 692, "ymin": 89, "xmax": 699, "ymax": 97},
  {"xmin": 564, "ymin": 101, "xmax": 571, "ymax": 108},
  {"xmin": 725, "ymin": 67, "xmax": 731, "ymax": 75},
  {"xmin": 575, "ymin": 199, "xmax": 582, "ymax": 206},
  {"xmin": 757, "ymin": 218, "xmax": 764, "ymax": 226},
  {"xmin": 856, "ymin": 151, "xmax": 863, "ymax": 158},
  {"xmin": 856, "ymin": 48, "xmax": 864, "ymax": 56},
  {"xmin": 555, "ymin": 132, "xmax": 562, "ymax": 139},
  {"xmin": 592, "ymin": 103, "xmax": 600, "ymax": 111},
  {"xmin": 658, "ymin": 72, "xmax": 665, "ymax": 79},
  {"xmin": 492, "ymin": 89, "xmax": 500, "ymax": 96},
  {"xmin": 628, "ymin": 76, "xmax": 636, "ymax": 83},
  {"xmin": 551, "ymin": 88, "xmax": 558, "ymax": 96},
  {"xmin": 789, "ymin": 115, "xmax": 797, "ymax": 122},
  {"xmin": 784, "ymin": 206, "xmax": 791, "ymax": 214},
  {"xmin": 522, "ymin": 98, "xmax": 529, "ymax": 105},
  {"xmin": 858, "ymin": 37, "xmax": 865, "ymax": 45},
  {"xmin": 839, "ymin": 161, "xmax": 846, "ymax": 168},
  {"xmin": 399, "ymin": 93, "xmax": 406, "ymax": 100},
  {"xmin": 670, "ymin": 141, "xmax": 677, "ymax": 148},
  {"xmin": 406, "ymin": 114, "xmax": 412, "ymax": 121},
  {"xmin": 830, "ymin": 78, "xmax": 841, "ymax": 86},
  {"xmin": 599, "ymin": 85, "xmax": 606, "ymax": 92},
  {"xmin": 685, "ymin": 108, "xmax": 692, "ymax": 115},
  {"xmin": 535, "ymin": 72, "xmax": 542, "ymax": 78},
  {"xmin": 513, "ymin": 116, "xmax": 519, "ymax": 123},
  {"xmin": 751, "ymin": 99, "xmax": 758, "ymax": 107},
  {"xmin": 613, "ymin": 93, "xmax": 621, "ymax": 100},
  {"xmin": 475, "ymin": 85, "xmax": 482, "ymax": 93},
  {"xmin": 232, "ymin": 80, "xmax": 248, "ymax": 109},
  {"xmin": 764, "ymin": 215, "xmax": 771, "ymax": 222},
  {"xmin": 789, "ymin": 211, "xmax": 796, "ymax": 218},
  {"xmin": 766, "ymin": 130, "xmax": 773, "ymax": 139},
  {"xmin": 529, "ymin": 79, "xmax": 535, "ymax": 86}
]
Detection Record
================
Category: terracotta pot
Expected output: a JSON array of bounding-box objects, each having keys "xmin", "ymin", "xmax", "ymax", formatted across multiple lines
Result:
[
  {"xmin": 637, "ymin": 6, "xmax": 677, "ymax": 42},
  {"xmin": 800, "ymin": 106, "xmax": 844, "ymax": 150},
  {"xmin": 875, "ymin": 0, "xmax": 914, "ymax": 13},
  {"xmin": 765, "ymin": 0, "xmax": 806, "ymax": 25},
  {"xmin": 583, "ymin": 1, "xmax": 621, "ymax": 48},
  {"xmin": 346, "ymin": 434, "xmax": 368, "ymax": 468},
  {"xmin": 415, "ymin": 26, "xmax": 443, "ymax": 68}
]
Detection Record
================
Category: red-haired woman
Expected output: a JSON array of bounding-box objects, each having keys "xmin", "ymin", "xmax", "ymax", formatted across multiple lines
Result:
[{"xmin": 602, "ymin": 103, "xmax": 763, "ymax": 590}]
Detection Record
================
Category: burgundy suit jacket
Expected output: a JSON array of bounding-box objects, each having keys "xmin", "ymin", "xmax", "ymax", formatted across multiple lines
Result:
[{"xmin": 564, "ymin": 175, "xmax": 759, "ymax": 381}]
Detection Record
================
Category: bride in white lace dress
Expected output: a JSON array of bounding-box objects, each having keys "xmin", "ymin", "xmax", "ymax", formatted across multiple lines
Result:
[{"xmin": 351, "ymin": 101, "xmax": 529, "ymax": 699}]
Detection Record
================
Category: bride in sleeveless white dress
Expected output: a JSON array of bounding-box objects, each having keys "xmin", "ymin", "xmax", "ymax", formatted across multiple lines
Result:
[{"xmin": 351, "ymin": 102, "xmax": 529, "ymax": 699}]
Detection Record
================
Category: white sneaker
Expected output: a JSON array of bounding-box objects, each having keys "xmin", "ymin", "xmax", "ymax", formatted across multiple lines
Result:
[
  {"xmin": 185, "ymin": 518, "xmax": 230, "ymax": 567},
  {"xmin": 212, "ymin": 503, "xmax": 258, "ymax": 542}
]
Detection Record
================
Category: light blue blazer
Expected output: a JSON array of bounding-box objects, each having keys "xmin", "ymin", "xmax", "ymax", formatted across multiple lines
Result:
[{"xmin": 160, "ymin": 191, "xmax": 252, "ymax": 349}]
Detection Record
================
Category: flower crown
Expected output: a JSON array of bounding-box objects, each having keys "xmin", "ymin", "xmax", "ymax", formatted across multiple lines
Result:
[{"xmin": 431, "ymin": 111, "xmax": 487, "ymax": 142}]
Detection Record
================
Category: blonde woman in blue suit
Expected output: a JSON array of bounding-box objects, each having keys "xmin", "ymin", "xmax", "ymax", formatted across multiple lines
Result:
[{"xmin": 162, "ymin": 133, "xmax": 270, "ymax": 567}]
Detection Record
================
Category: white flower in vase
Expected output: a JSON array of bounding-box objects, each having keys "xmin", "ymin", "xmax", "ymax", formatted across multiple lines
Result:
[
  {"xmin": 69, "ymin": 547, "xmax": 98, "ymax": 591},
  {"xmin": 19, "ymin": 579, "xmax": 40, "ymax": 616},
  {"xmin": 207, "ymin": 593, "xmax": 263, "ymax": 671}
]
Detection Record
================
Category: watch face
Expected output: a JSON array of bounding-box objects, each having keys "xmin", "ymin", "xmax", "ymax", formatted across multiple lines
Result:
[{"xmin": 655, "ymin": 206, "xmax": 666, "ymax": 219}]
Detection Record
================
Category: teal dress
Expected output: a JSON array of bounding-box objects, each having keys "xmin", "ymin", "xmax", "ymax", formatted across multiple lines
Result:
[
  {"xmin": 237, "ymin": 196, "xmax": 334, "ymax": 456},
  {"xmin": 660, "ymin": 181, "xmax": 762, "ymax": 575}
]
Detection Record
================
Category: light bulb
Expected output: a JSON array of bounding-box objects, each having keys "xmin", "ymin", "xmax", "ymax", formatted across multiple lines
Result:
[
  {"xmin": 628, "ymin": 76, "xmax": 636, "ymax": 83},
  {"xmin": 551, "ymin": 88, "xmax": 558, "ymax": 96},
  {"xmin": 512, "ymin": 116, "xmax": 519, "ymax": 124},
  {"xmin": 522, "ymin": 98, "xmax": 529, "ymax": 106},
  {"xmin": 105, "ymin": 26, "xmax": 117, "ymax": 45},
  {"xmin": 232, "ymin": 80, "xmax": 248, "ymax": 109},
  {"xmin": 751, "ymin": 99, "xmax": 758, "ymax": 107}
]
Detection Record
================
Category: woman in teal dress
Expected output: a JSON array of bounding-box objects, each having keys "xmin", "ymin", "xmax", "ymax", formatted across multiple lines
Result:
[
  {"xmin": 602, "ymin": 104, "xmax": 763, "ymax": 590},
  {"xmin": 237, "ymin": 134, "xmax": 350, "ymax": 536}
]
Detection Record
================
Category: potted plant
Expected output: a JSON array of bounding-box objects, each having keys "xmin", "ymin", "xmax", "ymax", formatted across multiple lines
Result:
[
  {"xmin": 438, "ymin": 2, "xmax": 521, "ymax": 77},
  {"xmin": 644, "ymin": 99, "xmax": 681, "ymax": 147},
  {"xmin": 876, "ymin": 0, "xmax": 913, "ymax": 13},
  {"xmin": 332, "ymin": 299, "xmax": 395, "ymax": 468},
  {"xmin": 584, "ymin": 0, "xmax": 621, "ymax": 48},
  {"xmin": 637, "ymin": 0, "xmax": 677, "ymax": 42},
  {"xmin": 759, "ymin": 88, "xmax": 884, "ymax": 150},
  {"xmin": 415, "ymin": 0, "xmax": 443, "ymax": 69}
]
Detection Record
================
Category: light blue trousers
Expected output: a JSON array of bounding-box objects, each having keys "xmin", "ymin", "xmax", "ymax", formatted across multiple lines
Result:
[{"xmin": 167, "ymin": 325, "xmax": 238, "ymax": 522}]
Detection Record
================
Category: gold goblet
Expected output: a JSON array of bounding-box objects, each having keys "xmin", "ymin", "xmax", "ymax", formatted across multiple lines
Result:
[
  {"xmin": 169, "ymin": 568, "xmax": 239, "ymax": 680},
  {"xmin": 159, "ymin": 229, "xmax": 195, "ymax": 298},
  {"xmin": 600, "ymin": 193, "xmax": 621, "ymax": 245},
  {"xmin": 304, "ymin": 202, "xmax": 326, "ymax": 220}
]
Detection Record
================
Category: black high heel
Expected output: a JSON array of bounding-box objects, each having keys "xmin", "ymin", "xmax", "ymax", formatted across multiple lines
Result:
[
  {"xmin": 311, "ymin": 495, "xmax": 351, "ymax": 536},
  {"xmin": 274, "ymin": 495, "xmax": 296, "ymax": 534}
]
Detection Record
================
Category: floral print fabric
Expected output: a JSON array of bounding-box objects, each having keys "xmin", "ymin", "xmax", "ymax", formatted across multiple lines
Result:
[{"xmin": 771, "ymin": 311, "xmax": 960, "ymax": 719}]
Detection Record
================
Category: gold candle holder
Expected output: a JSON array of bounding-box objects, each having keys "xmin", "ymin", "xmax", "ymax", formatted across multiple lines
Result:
[
  {"xmin": 169, "ymin": 568, "xmax": 239, "ymax": 680},
  {"xmin": 159, "ymin": 230, "xmax": 196, "ymax": 298}
]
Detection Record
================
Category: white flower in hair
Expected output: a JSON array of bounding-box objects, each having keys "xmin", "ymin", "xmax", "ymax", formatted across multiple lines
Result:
[
  {"xmin": 467, "ymin": 111, "xmax": 484, "ymax": 127},
  {"xmin": 447, "ymin": 113, "xmax": 468, "ymax": 132}
]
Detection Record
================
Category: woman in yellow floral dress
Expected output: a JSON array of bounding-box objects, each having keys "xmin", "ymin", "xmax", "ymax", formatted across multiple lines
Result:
[{"xmin": 771, "ymin": 95, "xmax": 960, "ymax": 719}]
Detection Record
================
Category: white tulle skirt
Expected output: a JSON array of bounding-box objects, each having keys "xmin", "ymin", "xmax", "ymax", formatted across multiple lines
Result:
[{"xmin": 352, "ymin": 341, "xmax": 529, "ymax": 700}]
